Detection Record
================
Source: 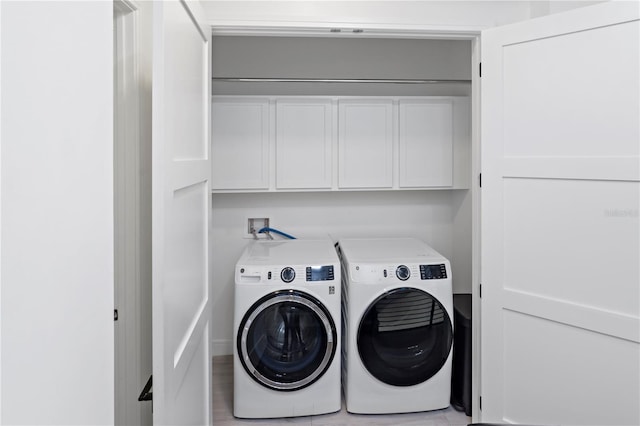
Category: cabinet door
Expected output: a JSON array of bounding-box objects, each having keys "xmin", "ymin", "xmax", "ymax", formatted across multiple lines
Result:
[
  {"xmin": 211, "ymin": 98, "xmax": 269, "ymax": 190},
  {"xmin": 276, "ymin": 99, "xmax": 333, "ymax": 189},
  {"xmin": 399, "ymin": 99, "xmax": 453, "ymax": 188},
  {"xmin": 338, "ymin": 100, "xmax": 393, "ymax": 188}
]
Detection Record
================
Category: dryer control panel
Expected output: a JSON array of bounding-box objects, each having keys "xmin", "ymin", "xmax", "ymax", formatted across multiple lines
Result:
[
  {"xmin": 350, "ymin": 263, "xmax": 449, "ymax": 283},
  {"xmin": 420, "ymin": 264, "xmax": 447, "ymax": 280}
]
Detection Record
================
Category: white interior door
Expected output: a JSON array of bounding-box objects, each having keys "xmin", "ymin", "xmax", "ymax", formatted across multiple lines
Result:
[
  {"xmin": 152, "ymin": 1, "xmax": 212, "ymax": 424},
  {"xmin": 481, "ymin": 2, "xmax": 639, "ymax": 424}
]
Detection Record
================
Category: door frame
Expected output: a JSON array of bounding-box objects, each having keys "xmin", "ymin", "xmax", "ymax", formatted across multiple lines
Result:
[
  {"xmin": 211, "ymin": 24, "xmax": 483, "ymax": 420},
  {"xmin": 114, "ymin": 1, "xmax": 152, "ymax": 425}
]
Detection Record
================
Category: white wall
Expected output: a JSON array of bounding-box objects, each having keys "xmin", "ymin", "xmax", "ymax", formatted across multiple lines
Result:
[
  {"xmin": 203, "ymin": 0, "xmax": 609, "ymax": 31},
  {"xmin": 211, "ymin": 191, "xmax": 471, "ymax": 355},
  {"xmin": 528, "ymin": 0, "xmax": 608, "ymax": 18},
  {"xmin": 1, "ymin": 2, "xmax": 114, "ymax": 424},
  {"xmin": 211, "ymin": 36, "xmax": 473, "ymax": 96},
  {"xmin": 212, "ymin": 36, "xmax": 471, "ymax": 79},
  {"xmin": 202, "ymin": 1, "xmax": 532, "ymax": 30}
]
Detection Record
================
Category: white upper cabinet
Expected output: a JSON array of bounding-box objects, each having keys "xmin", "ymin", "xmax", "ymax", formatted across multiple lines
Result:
[
  {"xmin": 338, "ymin": 99, "xmax": 394, "ymax": 189},
  {"xmin": 399, "ymin": 99, "xmax": 453, "ymax": 188},
  {"xmin": 211, "ymin": 96, "xmax": 468, "ymax": 192},
  {"xmin": 211, "ymin": 98, "xmax": 270, "ymax": 189},
  {"xmin": 276, "ymin": 99, "xmax": 333, "ymax": 189}
]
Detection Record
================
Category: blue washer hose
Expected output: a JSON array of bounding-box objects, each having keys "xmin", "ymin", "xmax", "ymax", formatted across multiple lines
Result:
[{"xmin": 258, "ymin": 227, "xmax": 296, "ymax": 240}]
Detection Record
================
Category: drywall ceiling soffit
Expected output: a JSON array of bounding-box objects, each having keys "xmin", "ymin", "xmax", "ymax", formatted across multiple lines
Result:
[{"xmin": 201, "ymin": 1, "xmax": 537, "ymax": 38}]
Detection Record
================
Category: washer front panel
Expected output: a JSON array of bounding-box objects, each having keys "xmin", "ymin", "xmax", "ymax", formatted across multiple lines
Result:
[
  {"xmin": 357, "ymin": 287, "xmax": 452, "ymax": 386},
  {"xmin": 238, "ymin": 290, "xmax": 337, "ymax": 391}
]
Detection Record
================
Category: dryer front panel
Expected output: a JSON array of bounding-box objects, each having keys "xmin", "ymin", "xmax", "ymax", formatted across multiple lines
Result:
[
  {"xmin": 237, "ymin": 290, "xmax": 337, "ymax": 391},
  {"xmin": 357, "ymin": 287, "xmax": 452, "ymax": 386}
]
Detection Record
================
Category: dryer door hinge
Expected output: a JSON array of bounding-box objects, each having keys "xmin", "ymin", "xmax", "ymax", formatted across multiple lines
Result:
[
  {"xmin": 114, "ymin": 309, "xmax": 119, "ymax": 321},
  {"xmin": 479, "ymin": 173, "xmax": 482, "ymax": 188},
  {"xmin": 479, "ymin": 62, "xmax": 482, "ymax": 77},
  {"xmin": 479, "ymin": 396, "xmax": 483, "ymax": 410},
  {"xmin": 479, "ymin": 283, "xmax": 482, "ymax": 298}
]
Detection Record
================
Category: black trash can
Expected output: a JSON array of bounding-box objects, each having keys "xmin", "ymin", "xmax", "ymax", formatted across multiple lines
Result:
[{"xmin": 451, "ymin": 293, "xmax": 472, "ymax": 416}]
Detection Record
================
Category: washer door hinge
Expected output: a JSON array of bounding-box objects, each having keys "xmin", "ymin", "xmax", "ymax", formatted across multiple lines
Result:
[
  {"xmin": 114, "ymin": 309, "xmax": 119, "ymax": 321},
  {"xmin": 479, "ymin": 395, "xmax": 483, "ymax": 410},
  {"xmin": 479, "ymin": 62, "xmax": 482, "ymax": 77},
  {"xmin": 479, "ymin": 173, "xmax": 482, "ymax": 188},
  {"xmin": 479, "ymin": 283, "xmax": 482, "ymax": 298}
]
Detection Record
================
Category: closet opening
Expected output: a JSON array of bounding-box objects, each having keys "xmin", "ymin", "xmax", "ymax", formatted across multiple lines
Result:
[{"xmin": 208, "ymin": 32, "xmax": 481, "ymax": 419}]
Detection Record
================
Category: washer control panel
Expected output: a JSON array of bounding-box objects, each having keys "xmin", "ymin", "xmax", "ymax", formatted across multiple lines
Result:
[
  {"xmin": 238, "ymin": 264, "xmax": 338, "ymax": 284},
  {"xmin": 420, "ymin": 264, "xmax": 447, "ymax": 280},
  {"xmin": 277, "ymin": 265, "xmax": 336, "ymax": 282},
  {"xmin": 306, "ymin": 265, "xmax": 335, "ymax": 282}
]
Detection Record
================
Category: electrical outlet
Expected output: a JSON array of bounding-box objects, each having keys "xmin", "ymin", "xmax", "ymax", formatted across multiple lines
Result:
[{"xmin": 247, "ymin": 218, "xmax": 270, "ymax": 238}]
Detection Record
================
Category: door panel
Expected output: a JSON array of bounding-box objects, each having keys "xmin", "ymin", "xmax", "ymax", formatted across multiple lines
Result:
[
  {"xmin": 152, "ymin": 1, "xmax": 211, "ymax": 424},
  {"xmin": 502, "ymin": 20, "xmax": 639, "ymax": 158},
  {"xmin": 481, "ymin": 2, "xmax": 639, "ymax": 424},
  {"xmin": 503, "ymin": 179, "xmax": 638, "ymax": 318},
  {"xmin": 502, "ymin": 311, "xmax": 639, "ymax": 426}
]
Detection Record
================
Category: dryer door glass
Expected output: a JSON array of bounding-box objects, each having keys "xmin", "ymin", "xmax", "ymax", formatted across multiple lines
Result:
[
  {"xmin": 357, "ymin": 288, "xmax": 452, "ymax": 386},
  {"xmin": 237, "ymin": 290, "xmax": 337, "ymax": 391}
]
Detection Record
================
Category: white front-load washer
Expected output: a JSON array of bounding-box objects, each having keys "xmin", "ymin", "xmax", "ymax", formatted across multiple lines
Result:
[
  {"xmin": 233, "ymin": 239, "xmax": 341, "ymax": 418},
  {"xmin": 338, "ymin": 237, "xmax": 453, "ymax": 414}
]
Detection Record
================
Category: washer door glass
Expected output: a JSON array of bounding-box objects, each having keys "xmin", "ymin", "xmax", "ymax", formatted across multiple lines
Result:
[
  {"xmin": 357, "ymin": 288, "xmax": 452, "ymax": 386},
  {"xmin": 237, "ymin": 290, "xmax": 336, "ymax": 391}
]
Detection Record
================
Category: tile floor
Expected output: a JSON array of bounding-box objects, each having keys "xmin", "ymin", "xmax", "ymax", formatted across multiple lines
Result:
[{"xmin": 213, "ymin": 356, "xmax": 472, "ymax": 426}]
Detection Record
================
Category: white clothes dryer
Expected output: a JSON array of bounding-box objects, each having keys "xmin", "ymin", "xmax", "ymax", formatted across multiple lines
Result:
[
  {"xmin": 338, "ymin": 237, "xmax": 453, "ymax": 414},
  {"xmin": 233, "ymin": 239, "xmax": 341, "ymax": 418}
]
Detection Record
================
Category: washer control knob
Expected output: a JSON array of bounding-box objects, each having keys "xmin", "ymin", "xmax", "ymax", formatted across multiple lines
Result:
[
  {"xmin": 396, "ymin": 265, "xmax": 410, "ymax": 281},
  {"xmin": 280, "ymin": 267, "xmax": 296, "ymax": 283}
]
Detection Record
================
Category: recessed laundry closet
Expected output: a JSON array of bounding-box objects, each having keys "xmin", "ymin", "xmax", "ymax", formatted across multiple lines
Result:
[
  {"xmin": 209, "ymin": 35, "xmax": 476, "ymax": 421},
  {"xmin": 3, "ymin": 2, "xmax": 638, "ymax": 426},
  {"xmin": 209, "ymin": 35, "xmax": 475, "ymax": 356}
]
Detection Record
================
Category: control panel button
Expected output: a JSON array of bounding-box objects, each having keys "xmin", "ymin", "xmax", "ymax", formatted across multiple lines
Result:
[
  {"xmin": 280, "ymin": 267, "xmax": 296, "ymax": 283},
  {"xmin": 396, "ymin": 265, "xmax": 410, "ymax": 281}
]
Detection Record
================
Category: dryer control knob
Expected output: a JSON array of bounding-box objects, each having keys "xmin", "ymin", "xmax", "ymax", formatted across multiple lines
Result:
[
  {"xmin": 396, "ymin": 265, "xmax": 410, "ymax": 281},
  {"xmin": 281, "ymin": 267, "xmax": 296, "ymax": 283}
]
